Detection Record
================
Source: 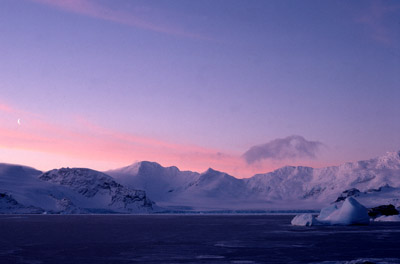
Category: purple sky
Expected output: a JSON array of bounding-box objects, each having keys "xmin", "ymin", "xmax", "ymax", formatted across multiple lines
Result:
[{"xmin": 0, "ymin": 0, "xmax": 399, "ymax": 177}]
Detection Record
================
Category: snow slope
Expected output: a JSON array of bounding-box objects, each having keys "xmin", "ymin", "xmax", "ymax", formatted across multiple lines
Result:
[
  {"xmin": 0, "ymin": 164, "xmax": 155, "ymax": 214},
  {"xmin": 107, "ymin": 164, "xmax": 248, "ymax": 210}
]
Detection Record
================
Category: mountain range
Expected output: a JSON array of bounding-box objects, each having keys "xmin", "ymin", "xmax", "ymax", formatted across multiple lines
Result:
[{"xmin": 1, "ymin": 151, "xmax": 400, "ymax": 213}]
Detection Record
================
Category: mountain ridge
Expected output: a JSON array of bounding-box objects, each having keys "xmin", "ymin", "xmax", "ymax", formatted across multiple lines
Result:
[
  {"xmin": 1, "ymin": 150, "xmax": 400, "ymax": 213},
  {"xmin": 107, "ymin": 151, "xmax": 400, "ymax": 210}
]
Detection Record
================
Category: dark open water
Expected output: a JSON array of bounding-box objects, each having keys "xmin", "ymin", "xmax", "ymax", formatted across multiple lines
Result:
[{"xmin": 0, "ymin": 215, "xmax": 399, "ymax": 264}]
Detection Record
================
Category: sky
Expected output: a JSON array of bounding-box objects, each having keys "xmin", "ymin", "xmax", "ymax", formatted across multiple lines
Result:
[{"xmin": 0, "ymin": 0, "xmax": 399, "ymax": 178}]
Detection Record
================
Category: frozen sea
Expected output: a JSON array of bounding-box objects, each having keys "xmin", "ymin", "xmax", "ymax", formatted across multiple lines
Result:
[{"xmin": 0, "ymin": 215, "xmax": 399, "ymax": 264}]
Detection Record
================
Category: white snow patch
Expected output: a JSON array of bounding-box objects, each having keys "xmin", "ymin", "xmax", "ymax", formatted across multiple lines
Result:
[{"xmin": 374, "ymin": 215, "xmax": 400, "ymax": 222}]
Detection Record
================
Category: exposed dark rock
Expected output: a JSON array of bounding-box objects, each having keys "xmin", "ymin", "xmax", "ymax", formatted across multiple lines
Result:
[
  {"xmin": 39, "ymin": 168, "xmax": 155, "ymax": 213},
  {"xmin": 366, "ymin": 184, "xmax": 392, "ymax": 193},
  {"xmin": 39, "ymin": 168, "xmax": 119, "ymax": 198},
  {"xmin": 303, "ymin": 187, "xmax": 326, "ymax": 199},
  {"xmin": 334, "ymin": 188, "xmax": 361, "ymax": 203},
  {"xmin": 110, "ymin": 188, "xmax": 154, "ymax": 211},
  {"xmin": 0, "ymin": 192, "xmax": 44, "ymax": 214},
  {"xmin": 368, "ymin": 204, "xmax": 399, "ymax": 218}
]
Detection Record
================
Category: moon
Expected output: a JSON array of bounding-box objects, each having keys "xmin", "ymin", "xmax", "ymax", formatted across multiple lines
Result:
[{"xmin": 17, "ymin": 118, "xmax": 21, "ymax": 125}]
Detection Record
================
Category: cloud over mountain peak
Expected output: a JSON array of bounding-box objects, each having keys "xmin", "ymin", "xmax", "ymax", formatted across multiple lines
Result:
[{"xmin": 243, "ymin": 135, "xmax": 323, "ymax": 164}]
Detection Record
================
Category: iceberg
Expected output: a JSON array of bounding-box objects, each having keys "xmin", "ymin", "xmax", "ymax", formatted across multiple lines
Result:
[
  {"xmin": 291, "ymin": 213, "xmax": 319, "ymax": 226},
  {"xmin": 291, "ymin": 197, "xmax": 370, "ymax": 226},
  {"xmin": 318, "ymin": 204, "xmax": 338, "ymax": 219},
  {"xmin": 318, "ymin": 197, "xmax": 370, "ymax": 225}
]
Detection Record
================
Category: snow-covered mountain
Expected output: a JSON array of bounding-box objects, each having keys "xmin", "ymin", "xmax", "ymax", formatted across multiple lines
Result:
[
  {"xmin": 107, "ymin": 164, "xmax": 247, "ymax": 209},
  {"xmin": 106, "ymin": 161, "xmax": 199, "ymax": 201},
  {"xmin": 167, "ymin": 168, "xmax": 248, "ymax": 209},
  {"xmin": 1, "ymin": 151, "xmax": 400, "ymax": 213},
  {"xmin": 0, "ymin": 164, "xmax": 155, "ymax": 214},
  {"xmin": 246, "ymin": 151, "xmax": 400, "ymax": 208},
  {"xmin": 108, "ymin": 151, "xmax": 400, "ymax": 211},
  {"xmin": 184, "ymin": 168, "xmax": 246, "ymax": 199}
]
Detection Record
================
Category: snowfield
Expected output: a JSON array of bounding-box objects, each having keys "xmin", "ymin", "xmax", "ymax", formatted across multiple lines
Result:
[{"xmin": 1, "ymin": 151, "xmax": 400, "ymax": 214}]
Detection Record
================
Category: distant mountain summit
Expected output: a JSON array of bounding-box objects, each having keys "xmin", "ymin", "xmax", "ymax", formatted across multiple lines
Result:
[
  {"xmin": 0, "ymin": 163, "xmax": 42, "ymax": 181},
  {"xmin": 106, "ymin": 161, "xmax": 200, "ymax": 201},
  {"xmin": 183, "ymin": 168, "xmax": 246, "ymax": 199}
]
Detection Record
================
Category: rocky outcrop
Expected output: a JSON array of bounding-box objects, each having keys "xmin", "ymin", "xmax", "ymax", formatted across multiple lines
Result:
[
  {"xmin": 334, "ymin": 188, "xmax": 361, "ymax": 203},
  {"xmin": 0, "ymin": 193, "xmax": 44, "ymax": 214},
  {"xmin": 39, "ymin": 168, "xmax": 121, "ymax": 198},
  {"xmin": 368, "ymin": 204, "xmax": 399, "ymax": 218},
  {"xmin": 39, "ymin": 168, "xmax": 155, "ymax": 213}
]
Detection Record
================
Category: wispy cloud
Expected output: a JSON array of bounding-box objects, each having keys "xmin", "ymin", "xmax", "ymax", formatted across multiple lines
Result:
[
  {"xmin": 355, "ymin": 1, "xmax": 400, "ymax": 45},
  {"xmin": 0, "ymin": 103, "xmax": 14, "ymax": 113},
  {"xmin": 0, "ymin": 102, "xmax": 239, "ymax": 174},
  {"xmin": 0, "ymin": 101, "xmax": 331, "ymax": 177},
  {"xmin": 29, "ymin": 0, "xmax": 209, "ymax": 40},
  {"xmin": 242, "ymin": 135, "xmax": 323, "ymax": 164},
  {"xmin": 0, "ymin": 101, "xmax": 43, "ymax": 120}
]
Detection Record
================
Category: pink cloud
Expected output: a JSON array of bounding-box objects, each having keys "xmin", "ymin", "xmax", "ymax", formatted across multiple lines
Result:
[
  {"xmin": 0, "ymin": 103, "xmax": 15, "ymax": 113},
  {"xmin": 0, "ymin": 103, "xmax": 246, "ymax": 175},
  {"xmin": 29, "ymin": 0, "xmax": 209, "ymax": 40},
  {"xmin": 0, "ymin": 100, "xmax": 44, "ymax": 120}
]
